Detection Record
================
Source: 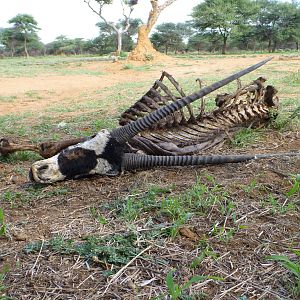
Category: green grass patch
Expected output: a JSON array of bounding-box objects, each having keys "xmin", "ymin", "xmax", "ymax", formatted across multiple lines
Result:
[
  {"xmin": 0, "ymin": 208, "xmax": 7, "ymax": 237},
  {"xmin": 287, "ymin": 174, "xmax": 300, "ymax": 198},
  {"xmin": 104, "ymin": 176, "xmax": 238, "ymax": 239},
  {"xmin": 0, "ymin": 186, "xmax": 69, "ymax": 208},
  {"xmin": 121, "ymin": 64, "xmax": 153, "ymax": 72},
  {"xmin": 271, "ymin": 104, "xmax": 300, "ymax": 131},
  {"xmin": 0, "ymin": 56, "xmax": 108, "ymax": 78},
  {"xmin": 267, "ymin": 251, "xmax": 300, "ymax": 296},
  {"xmin": 283, "ymin": 70, "xmax": 300, "ymax": 87},
  {"xmin": 260, "ymin": 193, "xmax": 297, "ymax": 215},
  {"xmin": 0, "ymin": 265, "xmax": 9, "ymax": 295},
  {"xmin": 0, "ymin": 95, "xmax": 18, "ymax": 103},
  {"xmin": 24, "ymin": 90, "xmax": 43, "ymax": 99},
  {"xmin": 0, "ymin": 151, "xmax": 41, "ymax": 164},
  {"xmin": 231, "ymin": 128, "xmax": 262, "ymax": 148},
  {"xmin": 164, "ymin": 269, "xmax": 221, "ymax": 300},
  {"xmin": 24, "ymin": 232, "xmax": 150, "ymax": 274}
]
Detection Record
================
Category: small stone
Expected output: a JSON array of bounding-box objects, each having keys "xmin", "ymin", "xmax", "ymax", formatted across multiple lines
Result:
[
  {"xmin": 57, "ymin": 121, "xmax": 67, "ymax": 129},
  {"xmin": 13, "ymin": 232, "xmax": 27, "ymax": 241},
  {"xmin": 9, "ymin": 175, "xmax": 17, "ymax": 184}
]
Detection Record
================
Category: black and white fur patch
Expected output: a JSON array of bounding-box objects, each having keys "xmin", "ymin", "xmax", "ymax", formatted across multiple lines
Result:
[
  {"xmin": 58, "ymin": 135, "xmax": 124, "ymax": 178},
  {"xmin": 30, "ymin": 129, "xmax": 125, "ymax": 183}
]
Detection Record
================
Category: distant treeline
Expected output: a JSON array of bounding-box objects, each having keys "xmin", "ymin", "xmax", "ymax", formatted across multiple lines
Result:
[{"xmin": 0, "ymin": 0, "xmax": 299, "ymax": 57}]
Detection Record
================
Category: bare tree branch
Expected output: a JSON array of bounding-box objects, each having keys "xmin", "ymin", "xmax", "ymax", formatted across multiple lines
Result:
[
  {"xmin": 147, "ymin": 0, "xmax": 177, "ymax": 32},
  {"xmin": 84, "ymin": 0, "xmax": 136, "ymax": 54},
  {"xmin": 158, "ymin": 0, "xmax": 177, "ymax": 12},
  {"xmin": 84, "ymin": 0, "xmax": 113, "ymax": 28},
  {"xmin": 121, "ymin": 0, "xmax": 134, "ymax": 33}
]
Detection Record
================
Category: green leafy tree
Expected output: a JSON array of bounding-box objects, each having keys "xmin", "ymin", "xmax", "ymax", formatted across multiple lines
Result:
[
  {"xmin": 151, "ymin": 22, "xmax": 191, "ymax": 54},
  {"xmin": 253, "ymin": 1, "xmax": 300, "ymax": 52},
  {"xmin": 187, "ymin": 32, "xmax": 220, "ymax": 53},
  {"xmin": 187, "ymin": 33, "xmax": 203, "ymax": 53},
  {"xmin": 8, "ymin": 14, "xmax": 40, "ymax": 58},
  {"xmin": 0, "ymin": 27, "xmax": 16, "ymax": 56},
  {"xmin": 46, "ymin": 35, "xmax": 86, "ymax": 55},
  {"xmin": 73, "ymin": 38, "xmax": 85, "ymax": 54},
  {"xmin": 46, "ymin": 35, "xmax": 69, "ymax": 55},
  {"xmin": 231, "ymin": 23, "xmax": 258, "ymax": 51},
  {"xmin": 289, "ymin": 5, "xmax": 300, "ymax": 50},
  {"xmin": 275, "ymin": 1, "xmax": 300, "ymax": 51},
  {"xmin": 151, "ymin": 23, "xmax": 182, "ymax": 54},
  {"xmin": 191, "ymin": 0, "xmax": 254, "ymax": 54}
]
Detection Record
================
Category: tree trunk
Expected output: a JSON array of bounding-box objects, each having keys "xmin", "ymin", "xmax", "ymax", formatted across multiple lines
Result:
[
  {"xmin": 24, "ymin": 36, "xmax": 29, "ymax": 58},
  {"xmin": 296, "ymin": 41, "xmax": 299, "ymax": 51},
  {"xmin": 10, "ymin": 41, "xmax": 15, "ymax": 57},
  {"xmin": 272, "ymin": 40, "xmax": 277, "ymax": 53},
  {"xmin": 268, "ymin": 37, "xmax": 272, "ymax": 53},
  {"xmin": 222, "ymin": 36, "xmax": 227, "ymax": 54},
  {"xmin": 116, "ymin": 31, "xmax": 122, "ymax": 56}
]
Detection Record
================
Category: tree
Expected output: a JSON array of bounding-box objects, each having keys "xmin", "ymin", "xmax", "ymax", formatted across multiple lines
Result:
[
  {"xmin": 74, "ymin": 38, "xmax": 85, "ymax": 54},
  {"xmin": 231, "ymin": 23, "xmax": 258, "ymax": 51},
  {"xmin": 8, "ymin": 14, "xmax": 40, "ymax": 58},
  {"xmin": 151, "ymin": 22, "xmax": 190, "ymax": 54},
  {"xmin": 84, "ymin": 0, "xmax": 138, "ymax": 56},
  {"xmin": 254, "ymin": 0, "xmax": 300, "ymax": 52},
  {"xmin": 187, "ymin": 33, "xmax": 212, "ymax": 53},
  {"xmin": 291, "ymin": 4, "xmax": 300, "ymax": 50},
  {"xmin": 0, "ymin": 27, "xmax": 16, "ymax": 57},
  {"xmin": 95, "ymin": 18, "xmax": 142, "ymax": 54},
  {"xmin": 46, "ymin": 36, "xmax": 87, "ymax": 55},
  {"xmin": 128, "ymin": 0, "xmax": 178, "ymax": 61},
  {"xmin": 191, "ymin": 0, "xmax": 253, "ymax": 54},
  {"xmin": 46, "ymin": 35, "xmax": 69, "ymax": 55},
  {"xmin": 275, "ymin": 1, "xmax": 300, "ymax": 51}
]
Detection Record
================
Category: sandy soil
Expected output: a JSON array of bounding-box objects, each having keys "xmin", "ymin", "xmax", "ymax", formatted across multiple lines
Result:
[{"xmin": 1, "ymin": 55, "xmax": 298, "ymax": 116}]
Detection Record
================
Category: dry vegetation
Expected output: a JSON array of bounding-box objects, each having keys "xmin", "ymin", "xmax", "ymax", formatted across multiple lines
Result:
[{"xmin": 0, "ymin": 54, "xmax": 300, "ymax": 300}]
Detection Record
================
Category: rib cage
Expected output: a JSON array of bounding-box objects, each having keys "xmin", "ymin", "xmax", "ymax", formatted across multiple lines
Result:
[
  {"xmin": 119, "ymin": 72, "xmax": 279, "ymax": 155},
  {"xmin": 119, "ymin": 71, "xmax": 196, "ymax": 129}
]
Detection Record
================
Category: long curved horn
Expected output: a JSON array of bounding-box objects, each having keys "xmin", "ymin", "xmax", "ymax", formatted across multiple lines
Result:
[
  {"xmin": 122, "ymin": 152, "xmax": 299, "ymax": 170},
  {"xmin": 111, "ymin": 57, "xmax": 273, "ymax": 143}
]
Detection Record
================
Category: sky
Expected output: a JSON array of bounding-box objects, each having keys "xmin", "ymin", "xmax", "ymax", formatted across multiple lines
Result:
[{"xmin": 0, "ymin": 0, "xmax": 196, "ymax": 44}]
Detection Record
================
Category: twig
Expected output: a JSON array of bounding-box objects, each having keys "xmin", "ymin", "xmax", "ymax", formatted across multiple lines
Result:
[
  {"xmin": 235, "ymin": 208, "xmax": 259, "ymax": 223},
  {"xmin": 217, "ymin": 277, "xmax": 252, "ymax": 299},
  {"xmin": 101, "ymin": 245, "xmax": 152, "ymax": 296},
  {"xmin": 77, "ymin": 272, "xmax": 97, "ymax": 288},
  {"xmin": 30, "ymin": 239, "xmax": 44, "ymax": 278}
]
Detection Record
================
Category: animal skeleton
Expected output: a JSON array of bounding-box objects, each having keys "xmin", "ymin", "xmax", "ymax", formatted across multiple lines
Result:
[{"xmin": 1, "ymin": 58, "xmax": 298, "ymax": 183}]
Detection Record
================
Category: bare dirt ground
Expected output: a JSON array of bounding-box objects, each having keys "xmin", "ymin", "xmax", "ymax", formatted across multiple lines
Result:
[
  {"xmin": 0, "ymin": 55, "xmax": 299, "ymax": 300},
  {"xmin": 1, "ymin": 55, "xmax": 298, "ymax": 116}
]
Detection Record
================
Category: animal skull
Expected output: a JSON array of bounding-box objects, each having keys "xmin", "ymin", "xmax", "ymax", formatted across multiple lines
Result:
[{"xmin": 29, "ymin": 130, "xmax": 124, "ymax": 183}]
